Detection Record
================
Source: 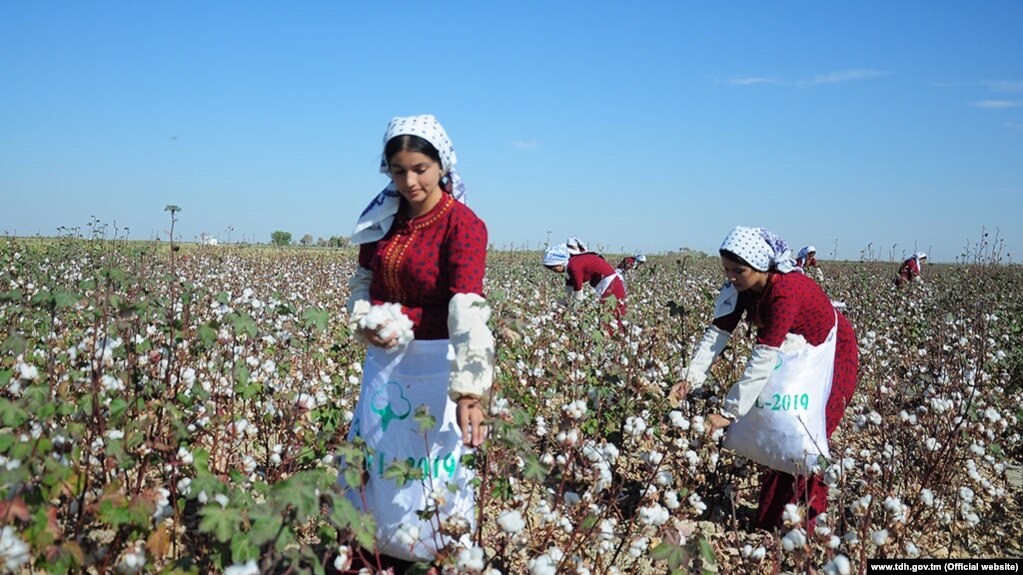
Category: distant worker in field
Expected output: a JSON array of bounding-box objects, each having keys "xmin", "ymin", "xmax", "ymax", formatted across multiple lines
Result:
[
  {"xmin": 344, "ymin": 114, "xmax": 493, "ymax": 573},
  {"xmin": 895, "ymin": 252, "xmax": 927, "ymax": 287},
  {"xmin": 543, "ymin": 241, "xmax": 627, "ymax": 319},
  {"xmin": 669, "ymin": 225, "xmax": 859, "ymax": 531},
  {"xmin": 797, "ymin": 245, "xmax": 824, "ymax": 281},
  {"xmin": 796, "ymin": 245, "xmax": 817, "ymax": 269},
  {"xmin": 616, "ymin": 253, "xmax": 647, "ymax": 273},
  {"xmin": 566, "ymin": 236, "xmax": 589, "ymax": 256}
]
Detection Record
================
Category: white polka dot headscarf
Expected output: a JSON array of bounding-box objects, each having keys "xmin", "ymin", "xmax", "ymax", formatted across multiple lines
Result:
[
  {"xmin": 379, "ymin": 115, "xmax": 460, "ymax": 188},
  {"xmin": 719, "ymin": 225, "xmax": 799, "ymax": 274},
  {"xmin": 351, "ymin": 114, "xmax": 467, "ymax": 244},
  {"xmin": 543, "ymin": 244, "xmax": 571, "ymax": 267},
  {"xmin": 565, "ymin": 237, "xmax": 590, "ymax": 255}
]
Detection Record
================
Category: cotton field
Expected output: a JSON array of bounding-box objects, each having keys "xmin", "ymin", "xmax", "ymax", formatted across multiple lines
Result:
[{"xmin": 0, "ymin": 237, "xmax": 1020, "ymax": 574}]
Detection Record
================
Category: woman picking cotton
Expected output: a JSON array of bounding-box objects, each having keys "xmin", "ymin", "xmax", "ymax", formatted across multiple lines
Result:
[
  {"xmin": 342, "ymin": 115, "xmax": 493, "ymax": 573},
  {"xmin": 669, "ymin": 226, "xmax": 858, "ymax": 531},
  {"xmin": 542, "ymin": 240, "xmax": 627, "ymax": 319},
  {"xmin": 895, "ymin": 252, "xmax": 927, "ymax": 287}
]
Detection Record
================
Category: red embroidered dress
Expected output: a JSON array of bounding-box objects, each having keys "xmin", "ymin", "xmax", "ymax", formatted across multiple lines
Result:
[
  {"xmin": 566, "ymin": 253, "xmax": 626, "ymax": 301},
  {"xmin": 897, "ymin": 257, "xmax": 921, "ymax": 286},
  {"xmin": 713, "ymin": 271, "xmax": 859, "ymax": 529},
  {"xmin": 796, "ymin": 254, "xmax": 817, "ymax": 268},
  {"xmin": 566, "ymin": 252, "xmax": 626, "ymax": 317},
  {"xmin": 358, "ymin": 193, "xmax": 488, "ymax": 340}
]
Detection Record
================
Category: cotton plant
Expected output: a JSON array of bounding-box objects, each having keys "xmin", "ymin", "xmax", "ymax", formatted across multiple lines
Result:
[{"xmin": 359, "ymin": 302, "xmax": 415, "ymax": 346}]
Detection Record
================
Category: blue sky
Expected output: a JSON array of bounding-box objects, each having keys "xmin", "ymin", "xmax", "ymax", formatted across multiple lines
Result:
[{"xmin": 3, "ymin": 1, "xmax": 1021, "ymax": 262}]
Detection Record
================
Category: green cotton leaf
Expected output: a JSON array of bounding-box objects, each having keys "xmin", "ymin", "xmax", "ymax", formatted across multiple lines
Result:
[
  {"xmin": 0, "ymin": 289, "xmax": 23, "ymax": 303},
  {"xmin": 30, "ymin": 291, "xmax": 55, "ymax": 308},
  {"xmin": 489, "ymin": 476, "xmax": 512, "ymax": 501},
  {"xmin": 650, "ymin": 541, "xmax": 688, "ymax": 569},
  {"xmin": 230, "ymin": 532, "xmax": 260, "ymax": 563},
  {"xmin": 199, "ymin": 504, "xmax": 244, "ymax": 543},
  {"xmin": 273, "ymin": 472, "xmax": 321, "ymax": 519},
  {"xmin": 108, "ymin": 398, "xmax": 128, "ymax": 421},
  {"xmin": 383, "ymin": 459, "xmax": 420, "ymax": 487},
  {"xmin": 328, "ymin": 496, "xmax": 376, "ymax": 550},
  {"xmin": 413, "ymin": 404, "xmax": 436, "ymax": 434},
  {"xmin": 198, "ymin": 324, "xmax": 217, "ymax": 348},
  {"xmin": 699, "ymin": 537, "xmax": 719, "ymax": 573},
  {"xmin": 233, "ymin": 364, "xmax": 250, "ymax": 388},
  {"xmin": 229, "ymin": 312, "xmax": 258, "ymax": 338},
  {"xmin": 241, "ymin": 381, "xmax": 263, "ymax": 401},
  {"xmin": 247, "ymin": 507, "xmax": 284, "ymax": 546},
  {"xmin": 302, "ymin": 307, "xmax": 329, "ymax": 332},
  {"xmin": 22, "ymin": 384, "xmax": 48, "ymax": 411},
  {"xmin": 343, "ymin": 467, "xmax": 364, "ymax": 490},
  {"xmin": 0, "ymin": 433, "xmax": 14, "ymax": 454},
  {"xmin": 98, "ymin": 495, "xmax": 152, "ymax": 529},
  {"xmin": 0, "ymin": 399, "xmax": 28, "ymax": 427},
  {"xmin": 192, "ymin": 449, "xmax": 211, "ymax": 473},
  {"xmin": 579, "ymin": 513, "xmax": 599, "ymax": 531},
  {"xmin": 0, "ymin": 334, "xmax": 26, "ymax": 357},
  {"xmin": 521, "ymin": 453, "xmax": 548, "ymax": 482},
  {"xmin": 53, "ymin": 290, "xmax": 79, "ymax": 309}
]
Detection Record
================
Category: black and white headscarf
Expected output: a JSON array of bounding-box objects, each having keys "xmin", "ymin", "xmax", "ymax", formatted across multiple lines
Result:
[
  {"xmin": 714, "ymin": 226, "xmax": 800, "ymax": 318},
  {"xmin": 351, "ymin": 114, "xmax": 466, "ymax": 244}
]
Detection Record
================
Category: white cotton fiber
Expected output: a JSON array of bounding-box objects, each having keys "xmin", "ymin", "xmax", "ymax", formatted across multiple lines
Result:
[{"xmin": 359, "ymin": 303, "xmax": 415, "ymax": 346}]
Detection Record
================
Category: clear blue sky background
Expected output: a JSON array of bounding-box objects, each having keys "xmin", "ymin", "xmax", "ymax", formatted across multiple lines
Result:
[{"xmin": 3, "ymin": 2, "xmax": 1021, "ymax": 263}]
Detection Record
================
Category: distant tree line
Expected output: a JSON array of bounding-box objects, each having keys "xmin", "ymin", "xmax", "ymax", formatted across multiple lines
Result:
[{"xmin": 270, "ymin": 230, "xmax": 349, "ymax": 248}]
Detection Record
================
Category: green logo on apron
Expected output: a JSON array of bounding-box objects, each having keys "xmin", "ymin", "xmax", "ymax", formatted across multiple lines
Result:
[{"xmin": 371, "ymin": 381, "xmax": 412, "ymax": 432}]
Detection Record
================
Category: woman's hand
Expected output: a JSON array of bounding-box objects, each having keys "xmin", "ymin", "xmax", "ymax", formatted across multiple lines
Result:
[
  {"xmin": 456, "ymin": 395, "xmax": 487, "ymax": 448},
  {"xmin": 356, "ymin": 322, "xmax": 398, "ymax": 349},
  {"xmin": 707, "ymin": 413, "xmax": 733, "ymax": 436},
  {"xmin": 667, "ymin": 380, "xmax": 690, "ymax": 407}
]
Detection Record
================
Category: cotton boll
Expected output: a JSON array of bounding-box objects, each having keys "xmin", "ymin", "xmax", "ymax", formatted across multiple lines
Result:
[
  {"xmin": 823, "ymin": 555, "xmax": 851, "ymax": 575},
  {"xmin": 457, "ymin": 547, "xmax": 486, "ymax": 571},
  {"xmin": 360, "ymin": 303, "xmax": 414, "ymax": 346},
  {"xmin": 782, "ymin": 503, "xmax": 803, "ymax": 527},
  {"xmin": 781, "ymin": 528, "xmax": 807, "ymax": 552},
  {"xmin": 394, "ymin": 523, "xmax": 420, "ymax": 547},
  {"xmin": 497, "ymin": 510, "xmax": 526, "ymax": 534},
  {"xmin": 919, "ymin": 488, "xmax": 934, "ymax": 507},
  {"xmin": 669, "ymin": 410, "xmax": 690, "ymax": 429}
]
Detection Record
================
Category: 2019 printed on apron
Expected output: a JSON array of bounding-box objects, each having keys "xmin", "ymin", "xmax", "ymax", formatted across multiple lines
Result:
[
  {"xmin": 722, "ymin": 316, "xmax": 838, "ymax": 475},
  {"xmin": 338, "ymin": 340, "xmax": 475, "ymax": 561}
]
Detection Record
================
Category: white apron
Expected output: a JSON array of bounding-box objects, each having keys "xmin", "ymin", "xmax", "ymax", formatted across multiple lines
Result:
[
  {"xmin": 594, "ymin": 271, "xmax": 624, "ymax": 301},
  {"xmin": 339, "ymin": 339, "xmax": 475, "ymax": 561},
  {"xmin": 722, "ymin": 315, "xmax": 837, "ymax": 475}
]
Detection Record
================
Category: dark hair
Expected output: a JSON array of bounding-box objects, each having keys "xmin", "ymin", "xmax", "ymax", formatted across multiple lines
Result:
[
  {"xmin": 384, "ymin": 135, "xmax": 443, "ymax": 169},
  {"xmin": 720, "ymin": 249, "xmax": 754, "ymax": 268}
]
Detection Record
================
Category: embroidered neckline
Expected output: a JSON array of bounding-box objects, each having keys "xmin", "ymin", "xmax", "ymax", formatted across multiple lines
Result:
[{"xmin": 378, "ymin": 194, "xmax": 456, "ymax": 303}]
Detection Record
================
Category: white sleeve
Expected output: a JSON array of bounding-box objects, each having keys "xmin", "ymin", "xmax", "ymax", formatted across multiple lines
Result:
[
  {"xmin": 684, "ymin": 325, "xmax": 731, "ymax": 388},
  {"xmin": 346, "ymin": 266, "xmax": 373, "ymax": 337},
  {"xmin": 447, "ymin": 293, "xmax": 495, "ymax": 401},
  {"xmin": 562, "ymin": 284, "xmax": 586, "ymax": 305},
  {"xmin": 569, "ymin": 285, "xmax": 587, "ymax": 302},
  {"xmin": 721, "ymin": 344, "xmax": 779, "ymax": 420}
]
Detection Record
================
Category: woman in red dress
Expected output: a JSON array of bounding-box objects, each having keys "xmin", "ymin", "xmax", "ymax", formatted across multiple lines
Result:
[
  {"xmin": 343, "ymin": 115, "xmax": 493, "ymax": 573},
  {"xmin": 543, "ymin": 241, "xmax": 627, "ymax": 318},
  {"xmin": 896, "ymin": 252, "xmax": 927, "ymax": 287},
  {"xmin": 616, "ymin": 253, "xmax": 647, "ymax": 273},
  {"xmin": 796, "ymin": 245, "xmax": 817, "ymax": 269},
  {"xmin": 671, "ymin": 226, "xmax": 859, "ymax": 530}
]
